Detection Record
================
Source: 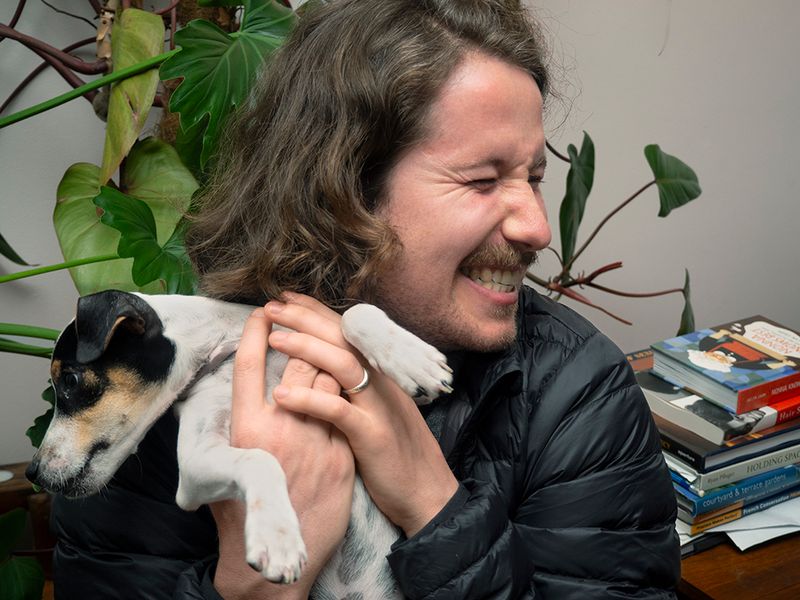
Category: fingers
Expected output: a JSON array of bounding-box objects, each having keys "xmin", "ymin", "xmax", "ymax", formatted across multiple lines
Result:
[
  {"xmin": 232, "ymin": 309, "xmax": 272, "ymax": 419},
  {"xmin": 274, "ymin": 385, "xmax": 364, "ymax": 440},
  {"xmin": 266, "ymin": 300, "xmax": 349, "ymax": 351},
  {"xmin": 280, "ymin": 292, "xmax": 341, "ymax": 323},
  {"xmin": 281, "ymin": 356, "xmax": 320, "ymax": 388},
  {"xmin": 269, "ymin": 330, "xmax": 366, "ymax": 392}
]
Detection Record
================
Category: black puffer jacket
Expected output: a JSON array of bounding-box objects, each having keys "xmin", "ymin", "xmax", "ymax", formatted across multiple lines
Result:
[{"xmin": 51, "ymin": 288, "xmax": 680, "ymax": 599}]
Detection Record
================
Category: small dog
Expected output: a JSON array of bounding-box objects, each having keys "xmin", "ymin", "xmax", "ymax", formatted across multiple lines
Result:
[{"xmin": 26, "ymin": 290, "xmax": 452, "ymax": 598}]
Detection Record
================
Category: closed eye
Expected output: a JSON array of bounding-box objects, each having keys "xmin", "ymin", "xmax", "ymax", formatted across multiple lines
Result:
[
  {"xmin": 528, "ymin": 175, "xmax": 545, "ymax": 187},
  {"xmin": 469, "ymin": 178, "xmax": 498, "ymax": 193}
]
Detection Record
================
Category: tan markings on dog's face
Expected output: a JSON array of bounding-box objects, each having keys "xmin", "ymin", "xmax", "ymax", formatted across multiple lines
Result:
[
  {"xmin": 71, "ymin": 366, "xmax": 161, "ymax": 452},
  {"xmin": 51, "ymin": 359, "xmax": 62, "ymax": 382}
]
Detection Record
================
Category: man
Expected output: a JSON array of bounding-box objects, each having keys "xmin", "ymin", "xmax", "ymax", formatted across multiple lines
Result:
[{"xmin": 51, "ymin": 0, "xmax": 680, "ymax": 598}]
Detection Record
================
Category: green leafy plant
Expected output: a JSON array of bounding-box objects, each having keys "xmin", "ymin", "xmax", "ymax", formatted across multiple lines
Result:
[
  {"xmin": 0, "ymin": 508, "xmax": 45, "ymax": 600},
  {"xmin": 0, "ymin": 7, "xmax": 701, "ymax": 591},
  {"xmin": 0, "ymin": 0, "xmax": 701, "ymax": 434},
  {"xmin": 527, "ymin": 134, "xmax": 700, "ymax": 328}
]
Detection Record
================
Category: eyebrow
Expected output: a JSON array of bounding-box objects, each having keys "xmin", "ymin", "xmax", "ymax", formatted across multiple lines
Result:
[
  {"xmin": 453, "ymin": 154, "xmax": 548, "ymax": 172},
  {"xmin": 529, "ymin": 155, "xmax": 547, "ymax": 171}
]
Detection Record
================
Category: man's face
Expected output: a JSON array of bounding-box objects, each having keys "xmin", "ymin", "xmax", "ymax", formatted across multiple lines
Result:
[{"xmin": 374, "ymin": 52, "xmax": 551, "ymax": 352}]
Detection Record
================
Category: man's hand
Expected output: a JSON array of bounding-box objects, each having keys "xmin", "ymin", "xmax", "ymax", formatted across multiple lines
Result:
[
  {"xmin": 212, "ymin": 309, "xmax": 355, "ymax": 599},
  {"xmin": 265, "ymin": 294, "xmax": 459, "ymax": 538}
]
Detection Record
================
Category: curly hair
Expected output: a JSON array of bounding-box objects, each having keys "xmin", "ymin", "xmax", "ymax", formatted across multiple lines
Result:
[{"xmin": 185, "ymin": 0, "xmax": 550, "ymax": 308}]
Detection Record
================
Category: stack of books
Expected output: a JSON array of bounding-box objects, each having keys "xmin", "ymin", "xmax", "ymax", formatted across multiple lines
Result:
[{"xmin": 627, "ymin": 315, "xmax": 800, "ymax": 555}]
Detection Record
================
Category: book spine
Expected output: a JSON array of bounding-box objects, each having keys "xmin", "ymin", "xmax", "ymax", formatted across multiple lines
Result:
[
  {"xmin": 688, "ymin": 488, "xmax": 800, "ymax": 535},
  {"xmin": 737, "ymin": 372, "xmax": 800, "ymax": 413},
  {"xmin": 695, "ymin": 444, "xmax": 800, "ymax": 490},
  {"xmin": 676, "ymin": 466, "xmax": 800, "ymax": 516},
  {"xmin": 658, "ymin": 430, "xmax": 708, "ymax": 471},
  {"xmin": 770, "ymin": 395, "xmax": 800, "ymax": 426}
]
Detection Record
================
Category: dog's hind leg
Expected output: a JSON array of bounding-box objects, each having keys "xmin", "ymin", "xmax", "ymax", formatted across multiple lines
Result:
[
  {"xmin": 175, "ymin": 383, "xmax": 307, "ymax": 584},
  {"xmin": 341, "ymin": 304, "xmax": 453, "ymax": 404}
]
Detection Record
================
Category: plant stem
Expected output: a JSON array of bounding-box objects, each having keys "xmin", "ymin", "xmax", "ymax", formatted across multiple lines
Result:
[
  {"xmin": 585, "ymin": 282, "xmax": 685, "ymax": 299},
  {"xmin": 0, "ymin": 36, "xmax": 95, "ymax": 116},
  {"xmin": 563, "ymin": 180, "xmax": 656, "ymax": 274},
  {"xmin": 0, "ymin": 22, "xmax": 107, "ymax": 74},
  {"xmin": 0, "ymin": 338, "xmax": 52, "ymax": 359},
  {"xmin": 0, "ymin": 324, "xmax": 60, "ymax": 340},
  {"xmin": 546, "ymin": 140, "xmax": 571, "ymax": 163},
  {"xmin": 0, "ymin": 254, "xmax": 120, "ymax": 284},
  {"xmin": 0, "ymin": 48, "xmax": 179, "ymax": 129}
]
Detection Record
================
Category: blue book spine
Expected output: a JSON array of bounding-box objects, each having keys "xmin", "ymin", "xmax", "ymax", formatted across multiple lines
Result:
[{"xmin": 674, "ymin": 465, "xmax": 800, "ymax": 516}]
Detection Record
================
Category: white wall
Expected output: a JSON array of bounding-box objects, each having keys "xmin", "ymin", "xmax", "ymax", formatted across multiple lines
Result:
[
  {"xmin": 1, "ymin": 2, "xmax": 107, "ymax": 464},
  {"xmin": 530, "ymin": 0, "xmax": 800, "ymax": 350},
  {"xmin": 1, "ymin": 1, "xmax": 799, "ymax": 463}
]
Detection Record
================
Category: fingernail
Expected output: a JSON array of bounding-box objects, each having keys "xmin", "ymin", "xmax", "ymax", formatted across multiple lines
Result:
[
  {"xmin": 270, "ymin": 331, "xmax": 288, "ymax": 343},
  {"xmin": 274, "ymin": 385, "xmax": 289, "ymax": 399},
  {"xmin": 267, "ymin": 302, "xmax": 284, "ymax": 314}
]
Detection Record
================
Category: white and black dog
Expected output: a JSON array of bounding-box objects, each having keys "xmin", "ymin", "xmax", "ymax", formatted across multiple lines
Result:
[{"xmin": 26, "ymin": 290, "xmax": 452, "ymax": 598}]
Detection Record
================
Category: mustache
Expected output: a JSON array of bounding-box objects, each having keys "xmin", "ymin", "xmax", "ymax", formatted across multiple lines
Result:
[{"xmin": 460, "ymin": 245, "xmax": 536, "ymax": 271}]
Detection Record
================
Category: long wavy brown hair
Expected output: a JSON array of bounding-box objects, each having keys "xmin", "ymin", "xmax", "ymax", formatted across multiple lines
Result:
[{"xmin": 185, "ymin": 0, "xmax": 550, "ymax": 308}]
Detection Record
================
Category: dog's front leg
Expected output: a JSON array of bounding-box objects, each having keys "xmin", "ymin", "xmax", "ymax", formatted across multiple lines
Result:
[{"xmin": 175, "ymin": 378, "xmax": 307, "ymax": 584}]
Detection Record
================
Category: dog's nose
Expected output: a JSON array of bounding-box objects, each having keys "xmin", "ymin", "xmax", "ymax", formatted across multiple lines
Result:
[{"xmin": 25, "ymin": 460, "xmax": 41, "ymax": 486}]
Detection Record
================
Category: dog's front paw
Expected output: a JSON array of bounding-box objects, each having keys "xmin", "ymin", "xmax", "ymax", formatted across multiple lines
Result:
[
  {"xmin": 342, "ymin": 304, "xmax": 453, "ymax": 404},
  {"xmin": 244, "ymin": 497, "xmax": 308, "ymax": 584}
]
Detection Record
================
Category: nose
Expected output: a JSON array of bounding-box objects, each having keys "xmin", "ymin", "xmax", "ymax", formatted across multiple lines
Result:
[
  {"xmin": 25, "ymin": 459, "xmax": 41, "ymax": 487},
  {"xmin": 500, "ymin": 184, "xmax": 551, "ymax": 251}
]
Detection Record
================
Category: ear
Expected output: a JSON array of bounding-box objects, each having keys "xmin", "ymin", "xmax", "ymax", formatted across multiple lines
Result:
[{"xmin": 74, "ymin": 291, "xmax": 160, "ymax": 363}]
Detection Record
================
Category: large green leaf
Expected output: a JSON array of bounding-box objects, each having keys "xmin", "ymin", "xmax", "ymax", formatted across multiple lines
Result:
[
  {"xmin": 121, "ymin": 137, "xmax": 199, "ymax": 207},
  {"xmin": 174, "ymin": 114, "xmax": 209, "ymax": 180},
  {"xmin": 0, "ymin": 509, "xmax": 44, "ymax": 599},
  {"xmin": 644, "ymin": 144, "xmax": 702, "ymax": 217},
  {"xmin": 0, "ymin": 555, "xmax": 45, "ymax": 600},
  {"xmin": 0, "ymin": 232, "xmax": 31, "ymax": 265},
  {"xmin": 100, "ymin": 9, "xmax": 165, "ymax": 184},
  {"xmin": 93, "ymin": 187, "xmax": 197, "ymax": 294},
  {"xmin": 54, "ymin": 138, "xmax": 197, "ymax": 295},
  {"xmin": 159, "ymin": 0, "xmax": 295, "ymax": 168},
  {"xmin": 558, "ymin": 132, "xmax": 595, "ymax": 265},
  {"xmin": 0, "ymin": 508, "xmax": 26, "ymax": 559},
  {"xmin": 26, "ymin": 386, "xmax": 55, "ymax": 449}
]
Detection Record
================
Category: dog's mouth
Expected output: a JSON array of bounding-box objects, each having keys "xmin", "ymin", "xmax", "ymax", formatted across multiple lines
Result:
[{"xmin": 39, "ymin": 439, "xmax": 111, "ymax": 497}]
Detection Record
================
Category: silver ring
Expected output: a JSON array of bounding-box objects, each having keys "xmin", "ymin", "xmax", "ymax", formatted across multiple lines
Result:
[{"xmin": 344, "ymin": 368, "xmax": 370, "ymax": 395}]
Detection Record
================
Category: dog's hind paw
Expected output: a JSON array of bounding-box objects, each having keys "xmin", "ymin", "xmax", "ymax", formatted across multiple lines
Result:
[
  {"xmin": 245, "ymin": 500, "xmax": 308, "ymax": 583},
  {"xmin": 342, "ymin": 304, "xmax": 453, "ymax": 404}
]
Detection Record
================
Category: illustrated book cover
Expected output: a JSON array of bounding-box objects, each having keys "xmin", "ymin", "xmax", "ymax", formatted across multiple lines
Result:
[{"xmin": 651, "ymin": 316, "xmax": 800, "ymax": 413}]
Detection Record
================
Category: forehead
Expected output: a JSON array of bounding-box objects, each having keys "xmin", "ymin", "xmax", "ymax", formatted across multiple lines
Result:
[{"xmin": 421, "ymin": 52, "xmax": 545, "ymax": 163}]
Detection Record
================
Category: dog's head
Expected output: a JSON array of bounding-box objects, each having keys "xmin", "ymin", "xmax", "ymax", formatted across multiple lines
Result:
[{"xmin": 27, "ymin": 290, "xmax": 176, "ymax": 497}]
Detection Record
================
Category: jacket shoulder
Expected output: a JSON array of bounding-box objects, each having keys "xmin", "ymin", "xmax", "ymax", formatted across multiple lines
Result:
[{"xmin": 517, "ymin": 287, "xmax": 627, "ymax": 388}]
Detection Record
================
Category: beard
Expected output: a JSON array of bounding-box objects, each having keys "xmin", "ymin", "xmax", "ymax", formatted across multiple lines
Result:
[
  {"xmin": 375, "ymin": 290, "xmax": 520, "ymax": 353},
  {"xmin": 372, "ymin": 245, "xmax": 536, "ymax": 353}
]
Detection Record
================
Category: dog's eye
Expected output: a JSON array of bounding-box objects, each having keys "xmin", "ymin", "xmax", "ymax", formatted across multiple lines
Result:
[{"xmin": 64, "ymin": 372, "xmax": 81, "ymax": 390}]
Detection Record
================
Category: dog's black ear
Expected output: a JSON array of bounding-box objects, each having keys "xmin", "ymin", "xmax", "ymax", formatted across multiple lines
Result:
[{"xmin": 74, "ymin": 291, "xmax": 160, "ymax": 363}]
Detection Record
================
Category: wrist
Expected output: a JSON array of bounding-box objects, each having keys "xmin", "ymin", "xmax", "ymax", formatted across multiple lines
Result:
[{"xmin": 399, "ymin": 474, "xmax": 459, "ymax": 538}]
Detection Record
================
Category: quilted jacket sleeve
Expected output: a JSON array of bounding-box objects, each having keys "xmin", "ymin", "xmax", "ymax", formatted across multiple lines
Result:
[{"xmin": 386, "ymin": 326, "xmax": 680, "ymax": 599}]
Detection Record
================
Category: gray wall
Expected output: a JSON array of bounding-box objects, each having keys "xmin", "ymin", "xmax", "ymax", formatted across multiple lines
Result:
[{"xmin": 1, "ymin": 1, "xmax": 799, "ymax": 463}]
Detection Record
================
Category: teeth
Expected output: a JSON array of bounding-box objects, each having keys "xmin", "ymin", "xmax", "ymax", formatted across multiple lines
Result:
[{"xmin": 463, "ymin": 267, "xmax": 522, "ymax": 293}]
